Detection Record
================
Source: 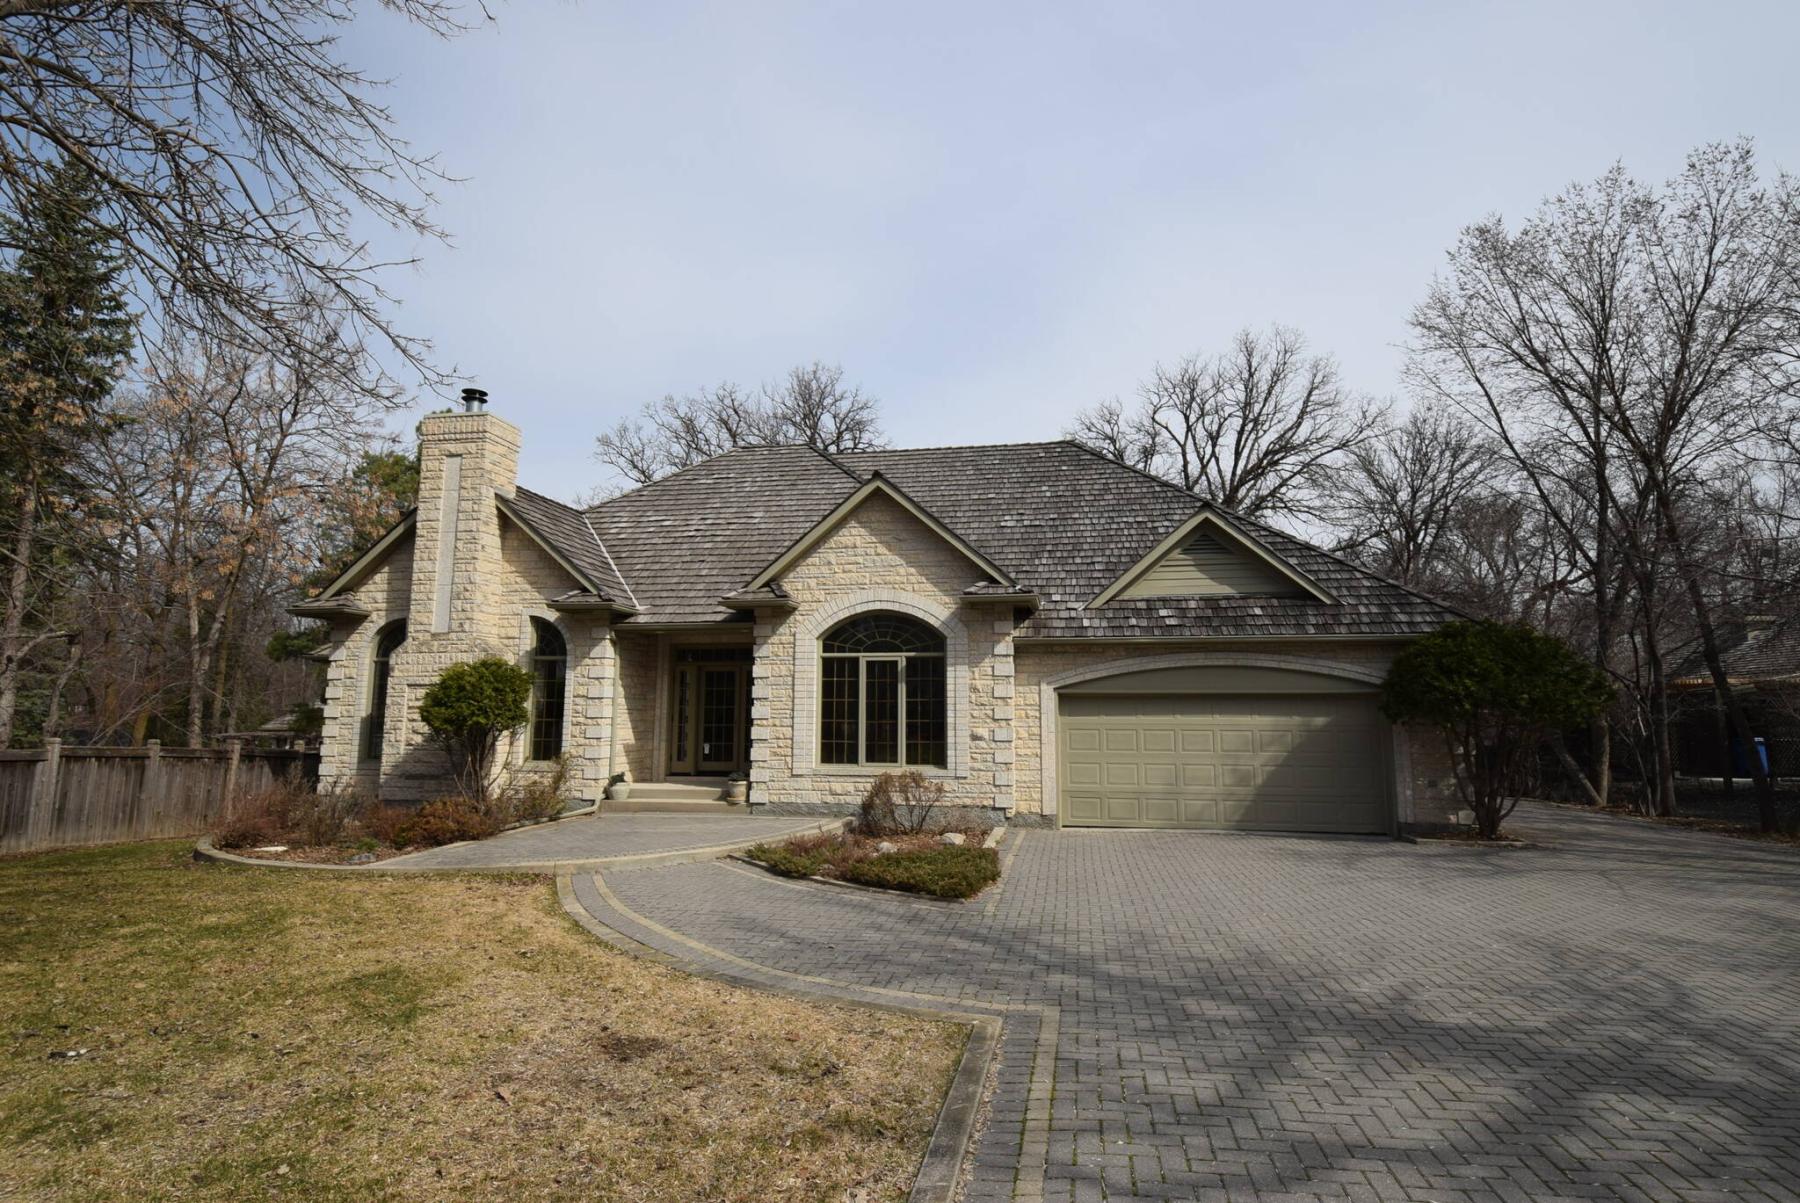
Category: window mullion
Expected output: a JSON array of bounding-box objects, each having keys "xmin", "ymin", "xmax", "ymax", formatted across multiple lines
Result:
[{"xmin": 897, "ymin": 657, "xmax": 908, "ymax": 766}]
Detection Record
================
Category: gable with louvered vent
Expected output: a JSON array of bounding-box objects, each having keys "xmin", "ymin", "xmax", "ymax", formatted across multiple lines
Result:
[{"xmin": 1116, "ymin": 529, "xmax": 1303, "ymax": 599}]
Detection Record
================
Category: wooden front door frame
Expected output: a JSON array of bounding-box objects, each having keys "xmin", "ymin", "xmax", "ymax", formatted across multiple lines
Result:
[{"xmin": 666, "ymin": 651, "xmax": 751, "ymax": 775}]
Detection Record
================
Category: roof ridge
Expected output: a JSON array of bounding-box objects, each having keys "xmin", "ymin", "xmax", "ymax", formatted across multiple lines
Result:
[
  {"xmin": 583, "ymin": 510, "xmax": 639, "ymax": 609},
  {"xmin": 585, "ymin": 443, "xmax": 844, "ymax": 514},
  {"xmin": 808, "ymin": 444, "xmax": 866, "ymax": 483},
  {"xmin": 1057, "ymin": 438, "xmax": 1211, "ymax": 503},
  {"xmin": 847, "ymin": 438, "xmax": 1075, "ymax": 456}
]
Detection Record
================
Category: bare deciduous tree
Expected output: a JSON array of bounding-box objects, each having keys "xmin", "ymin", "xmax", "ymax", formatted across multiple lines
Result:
[
  {"xmin": 1069, "ymin": 326, "xmax": 1385, "ymax": 519},
  {"xmin": 0, "ymin": 0, "xmax": 477, "ymax": 402},
  {"xmin": 1331, "ymin": 403, "xmax": 1493, "ymax": 590},
  {"xmin": 595, "ymin": 361, "xmax": 886, "ymax": 487},
  {"xmin": 1409, "ymin": 140, "xmax": 1800, "ymax": 830},
  {"xmin": 85, "ymin": 338, "xmax": 385, "ymax": 745}
]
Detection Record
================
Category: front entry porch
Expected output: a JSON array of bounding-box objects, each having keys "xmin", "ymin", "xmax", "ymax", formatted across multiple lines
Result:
[{"xmin": 609, "ymin": 633, "xmax": 754, "ymax": 805}]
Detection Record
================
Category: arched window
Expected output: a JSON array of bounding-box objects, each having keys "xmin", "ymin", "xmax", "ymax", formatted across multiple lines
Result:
[
  {"xmin": 529, "ymin": 617, "xmax": 567, "ymax": 761},
  {"xmin": 820, "ymin": 612, "xmax": 946, "ymax": 767},
  {"xmin": 363, "ymin": 620, "xmax": 406, "ymax": 762}
]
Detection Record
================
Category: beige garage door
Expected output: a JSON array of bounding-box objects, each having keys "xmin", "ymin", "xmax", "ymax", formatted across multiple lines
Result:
[{"xmin": 1059, "ymin": 694, "xmax": 1390, "ymax": 833}]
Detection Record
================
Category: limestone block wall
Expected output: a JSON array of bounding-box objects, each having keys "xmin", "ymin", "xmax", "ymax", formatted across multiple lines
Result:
[
  {"xmin": 611, "ymin": 633, "xmax": 663, "ymax": 784},
  {"xmin": 1013, "ymin": 639, "xmax": 1460, "ymax": 829},
  {"xmin": 485, "ymin": 518, "xmax": 612, "ymax": 803},
  {"xmin": 749, "ymin": 492, "xmax": 1016, "ymax": 818},
  {"xmin": 317, "ymin": 537, "xmax": 415, "ymax": 796},
  {"xmin": 313, "ymin": 410, "xmax": 617, "ymax": 805}
]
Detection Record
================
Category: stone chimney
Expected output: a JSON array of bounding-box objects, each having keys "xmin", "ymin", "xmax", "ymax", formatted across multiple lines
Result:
[{"xmin": 408, "ymin": 390, "xmax": 521, "ymax": 638}]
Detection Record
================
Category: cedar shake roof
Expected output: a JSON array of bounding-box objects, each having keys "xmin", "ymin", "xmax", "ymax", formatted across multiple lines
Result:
[
  {"xmin": 1669, "ymin": 620, "xmax": 1800, "ymax": 687},
  {"xmin": 553, "ymin": 440, "xmax": 1461, "ymax": 638},
  {"xmin": 506, "ymin": 486, "xmax": 636, "ymax": 606}
]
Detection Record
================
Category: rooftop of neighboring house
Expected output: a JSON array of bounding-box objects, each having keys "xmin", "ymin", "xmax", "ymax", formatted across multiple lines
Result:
[{"xmin": 1669, "ymin": 617, "xmax": 1800, "ymax": 688}]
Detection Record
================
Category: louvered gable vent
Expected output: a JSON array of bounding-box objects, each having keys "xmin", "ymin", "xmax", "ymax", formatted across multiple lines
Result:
[{"xmin": 1117, "ymin": 529, "xmax": 1303, "ymax": 599}]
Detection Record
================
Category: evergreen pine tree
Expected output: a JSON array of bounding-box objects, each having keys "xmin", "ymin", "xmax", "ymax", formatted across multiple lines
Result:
[{"xmin": 0, "ymin": 158, "xmax": 135, "ymax": 747}]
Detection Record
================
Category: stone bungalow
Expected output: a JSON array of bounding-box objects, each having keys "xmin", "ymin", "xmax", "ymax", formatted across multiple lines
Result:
[{"xmin": 294, "ymin": 392, "xmax": 1461, "ymax": 831}]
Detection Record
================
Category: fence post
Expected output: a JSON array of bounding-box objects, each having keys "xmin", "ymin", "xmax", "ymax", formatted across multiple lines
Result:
[
  {"xmin": 222, "ymin": 738, "xmax": 243, "ymax": 818},
  {"xmin": 141, "ymin": 739, "xmax": 161, "ymax": 838},
  {"xmin": 26, "ymin": 739, "xmax": 60, "ymax": 850}
]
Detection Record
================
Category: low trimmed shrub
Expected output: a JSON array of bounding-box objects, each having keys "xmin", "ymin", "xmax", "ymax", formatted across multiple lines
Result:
[
  {"xmin": 393, "ymin": 797, "xmax": 501, "ymax": 848},
  {"xmin": 841, "ymin": 846, "xmax": 999, "ymax": 899},
  {"xmin": 744, "ymin": 842, "xmax": 831, "ymax": 878},
  {"xmin": 214, "ymin": 807, "xmax": 285, "ymax": 850},
  {"xmin": 359, "ymin": 803, "xmax": 418, "ymax": 848}
]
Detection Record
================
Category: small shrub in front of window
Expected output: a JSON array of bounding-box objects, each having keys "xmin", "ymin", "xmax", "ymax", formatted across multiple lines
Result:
[{"xmin": 857, "ymin": 770, "xmax": 947, "ymax": 836}]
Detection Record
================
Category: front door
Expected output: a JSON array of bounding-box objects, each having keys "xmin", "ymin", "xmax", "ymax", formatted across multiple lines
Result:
[{"xmin": 668, "ymin": 661, "xmax": 748, "ymax": 774}]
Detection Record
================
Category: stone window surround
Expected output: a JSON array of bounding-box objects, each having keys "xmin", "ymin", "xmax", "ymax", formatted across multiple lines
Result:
[
  {"xmin": 1034, "ymin": 652, "xmax": 1409, "ymax": 822},
  {"xmin": 514, "ymin": 607, "xmax": 571, "ymax": 767},
  {"xmin": 790, "ymin": 591, "xmax": 971, "ymax": 779},
  {"xmin": 358, "ymin": 618, "xmax": 407, "ymax": 766}
]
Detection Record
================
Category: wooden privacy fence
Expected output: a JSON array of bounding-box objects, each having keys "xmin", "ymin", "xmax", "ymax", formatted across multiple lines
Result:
[{"xmin": 0, "ymin": 740, "xmax": 320, "ymax": 856}]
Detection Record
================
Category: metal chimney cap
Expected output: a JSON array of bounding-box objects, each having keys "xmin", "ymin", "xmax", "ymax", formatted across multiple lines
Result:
[{"xmin": 460, "ymin": 387, "xmax": 489, "ymax": 413}]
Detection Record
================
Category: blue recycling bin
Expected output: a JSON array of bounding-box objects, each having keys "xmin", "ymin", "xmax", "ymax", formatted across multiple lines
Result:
[{"xmin": 1730, "ymin": 735, "xmax": 1770, "ymax": 776}]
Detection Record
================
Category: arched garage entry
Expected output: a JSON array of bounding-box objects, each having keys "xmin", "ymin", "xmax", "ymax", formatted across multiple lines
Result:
[{"xmin": 1054, "ymin": 662, "xmax": 1394, "ymax": 834}]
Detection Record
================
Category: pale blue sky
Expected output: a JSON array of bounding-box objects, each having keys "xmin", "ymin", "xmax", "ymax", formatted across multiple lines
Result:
[{"xmin": 346, "ymin": 1, "xmax": 1800, "ymax": 500}]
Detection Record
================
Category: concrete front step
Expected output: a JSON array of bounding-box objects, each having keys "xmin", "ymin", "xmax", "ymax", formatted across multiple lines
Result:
[
  {"xmin": 600, "ymin": 800, "xmax": 747, "ymax": 814},
  {"xmin": 624, "ymin": 781, "xmax": 729, "ymax": 803}
]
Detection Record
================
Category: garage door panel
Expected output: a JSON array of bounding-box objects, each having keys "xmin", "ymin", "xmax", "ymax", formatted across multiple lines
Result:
[
  {"xmin": 1179, "ymin": 731, "xmax": 1215, "ymax": 754},
  {"xmin": 1067, "ymin": 762, "xmax": 1101, "ymax": 787},
  {"xmin": 1061, "ymin": 692, "xmax": 1389, "ymax": 834},
  {"xmin": 1065, "ymin": 792, "xmax": 1104, "ymax": 822}
]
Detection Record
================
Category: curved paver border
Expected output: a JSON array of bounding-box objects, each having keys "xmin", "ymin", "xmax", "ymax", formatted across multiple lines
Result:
[
  {"xmin": 194, "ymin": 815, "xmax": 850, "ymax": 874},
  {"xmin": 554, "ymin": 873, "xmax": 1007, "ymax": 1203}
]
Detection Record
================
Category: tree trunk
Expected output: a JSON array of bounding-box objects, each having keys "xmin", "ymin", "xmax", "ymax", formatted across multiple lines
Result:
[
  {"xmin": 0, "ymin": 467, "xmax": 39, "ymax": 749},
  {"xmin": 43, "ymin": 638, "xmax": 80, "ymax": 741},
  {"xmin": 1550, "ymin": 735, "xmax": 1605, "ymax": 807},
  {"xmin": 1642, "ymin": 621, "xmax": 1677, "ymax": 816},
  {"xmin": 1714, "ymin": 699, "xmax": 1735, "ymax": 797},
  {"xmin": 1685, "ymin": 592, "xmax": 1776, "ymax": 832}
]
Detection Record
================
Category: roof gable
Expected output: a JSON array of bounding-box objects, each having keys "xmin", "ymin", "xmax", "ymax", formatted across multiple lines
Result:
[
  {"xmin": 1089, "ymin": 509, "xmax": 1337, "ymax": 608},
  {"xmin": 313, "ymin": 510, "xmax": 417, "ymax": 601},
  {"xmin": 745, "ymin": 473, "xmax": 1015, "ymax": 592}
]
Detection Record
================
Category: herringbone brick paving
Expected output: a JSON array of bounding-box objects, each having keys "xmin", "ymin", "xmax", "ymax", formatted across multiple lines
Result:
[{"xmin": 585, "ymin": 804, "xmax": 1800, "ymax": 1202}]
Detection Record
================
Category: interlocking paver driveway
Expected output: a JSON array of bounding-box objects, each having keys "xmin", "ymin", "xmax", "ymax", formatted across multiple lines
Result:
[{"xmin": 574, "ymin": 804, "xmax": 1800, "ymax": 1203}]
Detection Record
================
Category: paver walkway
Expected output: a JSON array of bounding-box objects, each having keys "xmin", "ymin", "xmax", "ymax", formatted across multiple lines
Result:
[
  {"xmin": 571, "ymin": 804, "xmax": 1800, "ymax": 1203},
  {"xmin": 383, "ymin": 811, "xmax": 831, "ymax": 869}
]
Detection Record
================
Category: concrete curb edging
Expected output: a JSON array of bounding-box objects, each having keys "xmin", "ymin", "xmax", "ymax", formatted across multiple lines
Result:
[
  {"xmin": 553, "ymin": 874, "xmax": 1000, "ymax": 1203},
  {"xmin": 193, "ymin": 815, "xmax": 852, "ymax": 875}
]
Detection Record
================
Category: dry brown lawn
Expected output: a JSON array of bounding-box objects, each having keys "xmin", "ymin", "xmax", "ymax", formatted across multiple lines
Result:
[{"xmin": 0, "ymin": 842, "xmax": 964, "ymax": 1202}]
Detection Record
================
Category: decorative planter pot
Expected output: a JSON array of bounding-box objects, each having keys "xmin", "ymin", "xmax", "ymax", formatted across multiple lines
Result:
[
  {"xmin": 724, "ymin": 779, "xmax": 748, "ymax": 804},
  {"xmin": 608, "ymin": 782, "xmax": 631, "ymax": 802}
]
